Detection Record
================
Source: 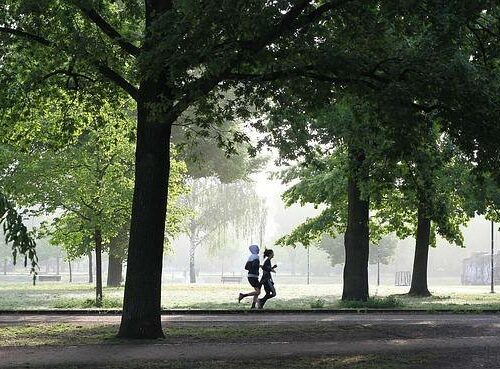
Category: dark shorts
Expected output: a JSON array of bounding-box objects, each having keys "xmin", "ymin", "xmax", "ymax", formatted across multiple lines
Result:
[{"xmin": 248, "ymin": 277, "xmax": 261, "ymax": 288}]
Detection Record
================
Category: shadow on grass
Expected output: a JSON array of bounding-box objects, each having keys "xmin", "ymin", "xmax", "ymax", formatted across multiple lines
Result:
[{"xmin": 12, "ymin": 352, "xmax": 447, "ymax": 369}]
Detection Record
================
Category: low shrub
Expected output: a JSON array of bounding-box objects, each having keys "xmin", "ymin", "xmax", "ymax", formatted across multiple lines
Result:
[
  {"xmin": 310, "ymin": 298, "xmax": 327, "ymax": 309},
  {"xmin": 337, "ymin": 296, "xmax": 404, "ymax": 309},
  {"xmin": 52, "ymin": 297, "xmax": 122, "ymax": 309}
]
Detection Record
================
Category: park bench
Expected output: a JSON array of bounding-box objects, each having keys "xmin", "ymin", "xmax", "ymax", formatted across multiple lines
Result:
[
  {"xmin": 395, "ymin": 271, "xmax": 411, "ymax": 286},
  {"xmin": 37, "ymin": 275, "xmax": 62, "ymax": 282},
  {"xmin": 221, "ymin": 275, "xmax": 242, "ymax": 284}
]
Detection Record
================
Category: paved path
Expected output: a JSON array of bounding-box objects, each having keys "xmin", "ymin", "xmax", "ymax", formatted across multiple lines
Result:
[
  {"xmin": 1, "ymin": 312, "xmax": 500, "ymax": 325},
  {"xmin": 1, "ymin": 313, "xmax": 500, "ymax": 368}
]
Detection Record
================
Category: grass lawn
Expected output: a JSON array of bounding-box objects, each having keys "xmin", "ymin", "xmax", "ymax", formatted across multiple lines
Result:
[
  {"xmin": 31, "ymin": 353, "xmax": 440, "ymax": 369},
  {"xmin": 1, "ymin": 282, "xmax": 500, "ymax": 310},
  {"xmin": 0, "ymin": 323, "xmax": 354, "ymax": 346}
]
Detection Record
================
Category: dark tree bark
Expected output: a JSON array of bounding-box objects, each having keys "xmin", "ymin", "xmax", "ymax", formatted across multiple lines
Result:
[
  {"xmin": 408, "ymin": 207, "xmax": 432, "ymax": 297},
  {"xmin": 107, "ymin": 253, "xmax": 123, "ymax": 287},
  {"xmin": 118, "ymin": 95, "xmax": 172, "ymax": 339},
  {"xmin": 95, "ymin": 229, "xmax": 103, "ymax": 305},
  {"xmin": 68, "ymin": 261, "xmax": 72, "ymax": 283},
  {"xmin": 88, "ymin": 251, "xmax": 93, "ymax": 284},
  {"xmin": 117, "ymin": 0, "xmax": 175, "ymax": 339},
  {"xmin": 342, "ymin": 150, "xmax": 370, "ymax": 301}
]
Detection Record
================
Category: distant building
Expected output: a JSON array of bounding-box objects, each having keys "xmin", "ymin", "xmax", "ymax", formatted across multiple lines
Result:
[{"xmin": 461, "ymin": 252, "xmax": 500, "ymax": 285}]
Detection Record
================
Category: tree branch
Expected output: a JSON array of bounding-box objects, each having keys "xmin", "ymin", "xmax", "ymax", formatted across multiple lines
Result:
[
  {"xmin": 61, "ymin": 204, "xmax": 92, "ymax": 222},
  {"xmin": 94, "ymin": 63, "xmax": 139, "ymax": 100},
  {"xmin": 73, "ymin": 1, "xmax": 141, "ymax": 57},
  {"xmin": 242, "ymin": 0, "xmax": 311, "ymax": 51},
  {"xmin": 467, "ymin": 25, "xmax": 489, "ymax": 67},
  {"xmin": 169, "ymin": 1, "xmax": 353, "ymax": 122},
  {"xmin": 40, "ymin": 69, "xmax": 96, "ymax": 83},
  {"xmin": 0, "ymin": 26, "xmax": 138, "ymax": 100},
  {"xmin": 293, "ymin": 0, "xmax": 352, "ymax": 30},
  {"xmin": 226, "ymin": 68, "xmax": 377, "ymax": 89},
  {"xmin": 242, "ymin": 0, "xmax": 352, "ymax": 51},
  {"xmin": 0, "ymin": 26, "xmax": 51, "ymax": 46}
]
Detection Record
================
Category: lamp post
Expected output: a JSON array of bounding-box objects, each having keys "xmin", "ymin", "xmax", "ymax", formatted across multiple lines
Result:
[{"xmin": 491, "ymin": 220, "xmax": 495, "ymax": 294}]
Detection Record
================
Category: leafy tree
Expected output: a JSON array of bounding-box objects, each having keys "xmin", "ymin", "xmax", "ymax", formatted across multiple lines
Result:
[
  {"xmin": 0, "ymin": 102, "xmax": 188, "ymax": 303},
  {"xmin": 0, "ymin": 0, "xmax": 359, "ymax": 338},
  {"xmin": 273, "ymin": 97, "xmax": 396, "ymax": 301},
  {"xmin": 172, "ymin": 121, "xmax": 265, "ymax": 183},
  {"xmin": 178, "ymin": 131, "xmax": 267, "ymax": 283},
  {"xmin": 244, "ymin": 4, "xmax": 500, "ymax": 301},
  {"xmin": 183, "ymin": 178, "xmax": 266, "ymax": 283},
  {"xmin": 372, "ymin": 131, "xmax": 478, "ymax": 296},
  {"xmin": 317, "ymin": 234, "xmax": 396, "ymax": 268},
  {"xmin": 3, "ymin": 0, "xmax": 500, "ymax": 336},
  {"xmin": 1, "ymin": 101, "xmax": 133, "ymax": 303},
  {"xmin": 0, "ymin": 193, "xmax": 37, "ymax": 278},
  {"xmin": 275, "ymin": 101, "xmax": 491, "ymax": 299}
]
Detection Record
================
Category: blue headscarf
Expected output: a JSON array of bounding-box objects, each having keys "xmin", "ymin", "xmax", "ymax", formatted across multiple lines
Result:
[{"xmin": 248, "ymin": 244, "xmax": 259, "ymax": 262}]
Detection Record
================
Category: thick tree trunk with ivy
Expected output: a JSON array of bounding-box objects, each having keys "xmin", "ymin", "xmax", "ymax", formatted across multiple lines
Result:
[
  {"xmin": 342, "ymin": 150, "xmax": 369, "ymax": 301},
  {"xmin": 408, "ymin": 207, "xmax": 432, "ymax": 297},
  {"xmin": 94, "ymin": 229, "xmax": 103, "ymax": 305},
  {"xmin": 118, "ymin": 92, "xmax": 172, "ymax": 338},
  {"xmin": 107, "ymin": 254, "xmax": 123, "ymax": 287}
]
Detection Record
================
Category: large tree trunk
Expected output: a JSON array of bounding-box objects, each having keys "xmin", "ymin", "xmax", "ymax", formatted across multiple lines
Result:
[
  {"xmin": 342, "ymin": 150, "xmax": 369, "ymax": 301},
  {"xmin": 408, "ymin": 207, "xmax": 432, "ymax": 297},
  {"xmin": 68, "ymin": 261, "xmax": 72, "ymax": 283},
  {"xmin": 107, "ymin": 253, "xmax": 123, "ymax": 287},
  {"xmin": 118, "ymin": 93, "xmax": 172, "ymax": 339},
  {"xmin": 95, "ymin": 229, "xmax": 103, "ymax": 305},
  {"xmin": 88, "ymin": 251, "xmax": 93, "ymax": 284}
]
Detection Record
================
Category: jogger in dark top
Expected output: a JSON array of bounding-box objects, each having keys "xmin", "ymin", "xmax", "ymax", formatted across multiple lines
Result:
[
  {"xmin": 238, "ymin": 244, "xmax": 261, "ymax": 309},
  {"xmin": 258, "ymin": 249, "xmax": 277, "ymax": 309}
]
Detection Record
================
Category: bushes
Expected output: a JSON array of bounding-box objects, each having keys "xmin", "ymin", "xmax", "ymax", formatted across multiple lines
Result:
[{"xmin": 337, "ymin": 296, "xmax": 404, "ymax": 309}]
